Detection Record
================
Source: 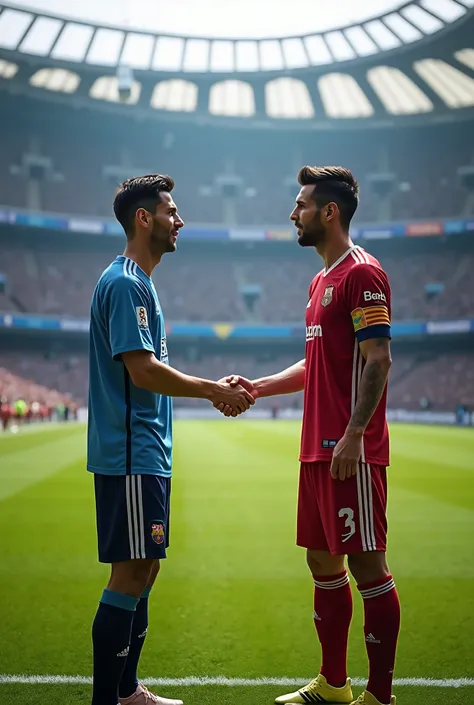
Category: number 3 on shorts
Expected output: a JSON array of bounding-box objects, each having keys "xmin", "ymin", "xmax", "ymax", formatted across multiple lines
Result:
[{"xmin": 339, "ymin": 507, "xmax": 356, "ymax": 543}]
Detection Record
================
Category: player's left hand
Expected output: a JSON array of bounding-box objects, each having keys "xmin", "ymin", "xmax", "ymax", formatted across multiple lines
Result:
[{"xmin": 330, "ymin": 431, "xmax": 363, "ymax": 481}]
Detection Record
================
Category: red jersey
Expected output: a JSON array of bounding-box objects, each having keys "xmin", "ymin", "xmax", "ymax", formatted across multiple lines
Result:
[{"xmin": 300, "ymin": 245, "xmax": 391, "ymax": 467}]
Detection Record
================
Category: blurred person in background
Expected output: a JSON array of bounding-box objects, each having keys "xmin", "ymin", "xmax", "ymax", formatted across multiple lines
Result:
[
  {"xmin": 0, "ymin": 396, "xmax": 12, "ymax": 431},
  {"xmin": 13, "ymin": 397, "xmax": 28, "ymax": 425},
  {"xmin": 87, "ymin": 174, "xmax": 255, "ymax": 705}
]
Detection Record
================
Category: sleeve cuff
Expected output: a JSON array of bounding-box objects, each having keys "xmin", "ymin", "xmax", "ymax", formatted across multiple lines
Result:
[
  {"xmin": 112, "ymin": 343, "xmax": 155, "ymax": 361},
  {"xmin": 356, "ymin": 324, "xmax": 391, "ymax": 342}
]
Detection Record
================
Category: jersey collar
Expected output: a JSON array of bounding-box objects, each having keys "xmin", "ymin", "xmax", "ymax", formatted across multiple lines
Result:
[{"xmin": 323, "ymin": 245, "xmax": 360, "ymax": 277}]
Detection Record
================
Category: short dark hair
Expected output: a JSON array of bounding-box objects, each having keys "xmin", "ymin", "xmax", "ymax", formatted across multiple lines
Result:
[
  {"xmin": 113, "ymin": 174, "xmax": 175, "ymax": 236},
  {"xmin": 298, "ymin": 165, "xmax": 359, "ymax": 229}
]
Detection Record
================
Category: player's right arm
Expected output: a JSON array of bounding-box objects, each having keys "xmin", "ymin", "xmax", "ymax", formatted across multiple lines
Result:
[
  {"xmin": 225, "ymin": 358, "xmax": 306, "ymax": 398},
  {"xmin": 252, "ymin": 358, "xmax": 306, "ymax": 397},
  {"xmin": 105, "ymin": 275, "xmax": 254, "ymax": 413},
  {"xmin": 123, "ymin": 350, "xmax": 253, "ymax": 411}
]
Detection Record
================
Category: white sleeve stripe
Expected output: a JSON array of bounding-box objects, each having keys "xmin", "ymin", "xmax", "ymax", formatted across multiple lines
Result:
[
  {"xmin": 354, "ymin": 247, "xmax": 365, "ymax": 263},
  {"xmin": 350, "ymin": 250, "xmax": 362, "ymax": 264}
]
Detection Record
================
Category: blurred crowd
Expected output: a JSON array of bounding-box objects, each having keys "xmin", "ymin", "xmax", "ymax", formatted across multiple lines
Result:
[
  {"xmin": 0, "ymin": 238, "xmax": 472, "ymax": 323},
  {"xmin": 0, "ymin": 364, "xmax": 77, "ymax": 430}
]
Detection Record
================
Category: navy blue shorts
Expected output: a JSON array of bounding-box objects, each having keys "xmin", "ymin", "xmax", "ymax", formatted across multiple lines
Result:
[{"xmin": 94, "ymin": 474, "xmax": 171, "ymax": 563}]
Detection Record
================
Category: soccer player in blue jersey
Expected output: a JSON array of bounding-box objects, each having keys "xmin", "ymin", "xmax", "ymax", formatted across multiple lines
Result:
[{"xmin": 88, "ymin": 174, "xmax": 254, "ymax": 705}]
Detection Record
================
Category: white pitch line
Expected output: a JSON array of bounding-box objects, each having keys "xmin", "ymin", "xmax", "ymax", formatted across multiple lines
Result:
[{"xmin": 0, "ymin": 675, "xmax": 474, "ymax": 687}]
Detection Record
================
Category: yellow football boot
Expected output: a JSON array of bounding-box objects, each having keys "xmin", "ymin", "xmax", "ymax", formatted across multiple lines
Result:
[
  {"xmin": 350, "ymin": 691, "xmax": 396, "ymax": 705},
  {"xmin": 275, "ymin": 674, "xmax": 353, "ymax": 704}
]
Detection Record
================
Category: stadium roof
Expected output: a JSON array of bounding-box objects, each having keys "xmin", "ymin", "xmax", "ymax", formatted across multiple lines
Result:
[
  {"xmin": 4, "ymin": 0, "xmax": 464, "ymax": 40},
  {"xmin": 1, "ymin": 0, "xmax": 473, "ymax": 69},
  {"xmin": 1, "ymin": 1, "xmax": 474, "ymax": 129}
]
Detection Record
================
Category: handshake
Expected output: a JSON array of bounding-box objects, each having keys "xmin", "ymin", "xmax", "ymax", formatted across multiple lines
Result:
[{"xmin": 209, "ymin": 375, "xmax": 258, "ymax": 417}]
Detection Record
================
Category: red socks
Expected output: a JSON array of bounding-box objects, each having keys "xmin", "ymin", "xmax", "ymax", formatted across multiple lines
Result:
[
  {"xmin": 359, "ymin": 575, "xmax": 401, "ymax": 705},
  {"xmin": 312, "ymin": 570, "xmax": 400, "ymax": 703},
  {"xmin": 313, "ymin": 571, "xmax": 353, "ymax": 687}
]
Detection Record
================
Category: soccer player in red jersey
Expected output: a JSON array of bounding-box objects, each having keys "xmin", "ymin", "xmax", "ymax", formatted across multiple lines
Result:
[{"xmin": 223, "ymin": 166, "xmax": 399, "ymax": 705}]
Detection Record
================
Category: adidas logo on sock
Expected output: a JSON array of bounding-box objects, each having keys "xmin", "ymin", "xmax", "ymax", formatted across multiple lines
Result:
[
  {"xmin": 117, "ymin": 646, "xmax": 130, "ymax": 658},
  {"xmin": 313, "ymin": 611, "xmax": 322, "ymax": 622},
  {"xmin": 365, "ymin": 633, "xmax": 381, "ymax": 644}
]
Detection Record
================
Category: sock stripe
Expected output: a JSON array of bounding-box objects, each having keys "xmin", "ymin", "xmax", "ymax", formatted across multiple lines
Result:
[
  {"xmin": 100, "ymin": 589, "xmax": 139, "ymax": 612},
  {"xmin": 314, "ymin": 573, "xmax": 350, "ymax": 590},
  {"xmin": 360, "ymin": 579, "xmax": 396, "ymax": 599}
]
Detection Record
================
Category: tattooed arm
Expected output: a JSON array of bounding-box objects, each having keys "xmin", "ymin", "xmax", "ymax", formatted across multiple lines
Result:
[
  {"xmin": 330, "ymin": 337, "xmax": 391, "ymax": 481},
  {"xmin": 348, "ymin": 337, "xmax": 392, "ymax": 432}
]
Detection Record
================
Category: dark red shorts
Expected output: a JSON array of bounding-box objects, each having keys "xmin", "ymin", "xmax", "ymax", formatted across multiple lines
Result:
[{"xmin": 297, "ymin": 461, "xmax": 388, "ymax": 555}]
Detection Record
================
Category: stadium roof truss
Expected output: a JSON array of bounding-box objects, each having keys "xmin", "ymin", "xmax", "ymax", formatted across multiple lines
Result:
[{"xmin": 0, "ymin": 1, "xmax": 474, "ymax": 128}]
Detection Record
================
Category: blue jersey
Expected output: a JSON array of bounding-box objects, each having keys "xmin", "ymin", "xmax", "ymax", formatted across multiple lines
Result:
[{"xmin": 87, "ymin": 256, "xmax": 172, "ymax": 477}]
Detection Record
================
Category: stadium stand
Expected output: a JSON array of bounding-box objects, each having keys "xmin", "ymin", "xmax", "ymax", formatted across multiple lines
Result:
[
  {"xmin": 1, "ymin": 96, "xmax": 473, "ymax": 226},
  {"xmin": 0, "ymin": 235, "xmax": 473, "ymax": 323}
]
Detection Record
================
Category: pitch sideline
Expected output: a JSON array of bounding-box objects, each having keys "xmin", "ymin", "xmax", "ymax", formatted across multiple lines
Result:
[{"xmin": 0, "ymin": 675, "xmax": 473, "ymax": 687}]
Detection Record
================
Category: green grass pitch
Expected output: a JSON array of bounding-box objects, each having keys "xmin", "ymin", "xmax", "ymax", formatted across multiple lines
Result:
[{"xmin": 0, "ymin": 420, "xmax": 473, "ymax": 705}]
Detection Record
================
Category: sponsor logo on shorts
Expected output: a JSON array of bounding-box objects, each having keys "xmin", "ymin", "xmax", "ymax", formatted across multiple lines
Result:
[
  {"xmin": 151, "ymin": 522, "xmax": 165, "ymax": 545},
  {"xmin": 322, "ymin": 439, "xmax": 339, "ymax": 448}
]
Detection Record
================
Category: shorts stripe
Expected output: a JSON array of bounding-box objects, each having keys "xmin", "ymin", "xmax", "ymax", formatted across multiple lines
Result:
[
  {"xmin": 131, "ymin": 476, "xmax": 141, "ymax": 559},
  {"xmin": 136, "ymin": 476, "xmax": 146, "ymax": 559},
  {"xmin": 125, "ymin": 476, "xmax": 136, "ymax": 559},
  {"xmin": 356, "ymin": 468, "xmax": 368, "ymax": 552},
  {"xmin": 358, "ymin": 463, "xmax": 376, "ymax": 552},
  {"xmin": 366, "ymin": 464, "xmax": 377, "ymax": 550},
  {"xmin": 125, "ymin": 475, "xmax": 147, "ymax": 560},
  {"xmin": 361, "ymin": 464, "xmax": 372, "ymax": 551}
]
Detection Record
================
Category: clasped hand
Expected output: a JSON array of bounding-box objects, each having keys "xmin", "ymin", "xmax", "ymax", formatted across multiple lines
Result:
[{"xmin": 211, "ymin": 375, "xmax": 258, "ymax": 417}]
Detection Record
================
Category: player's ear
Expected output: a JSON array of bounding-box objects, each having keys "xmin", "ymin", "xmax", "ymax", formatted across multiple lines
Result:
[
  {"xmin": 325, "ymin": 202, "xmax": 337, "ymax": 222},
  {"xmin": 136, "ymin": 208, "xmax": 151, "ymax": 228}
]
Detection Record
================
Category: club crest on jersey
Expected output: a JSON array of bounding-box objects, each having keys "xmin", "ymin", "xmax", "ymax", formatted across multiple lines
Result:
[
  {"xmin": 321, "ymin": 285, "xmax": 334, "ymax": 307},
  {"xmin": 151, "ymin": 522, "xmax": 165, "ymax": 545},
  {"xmin": 136, "ymin": 306, "xmax": 148, "ymax": 329}
]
